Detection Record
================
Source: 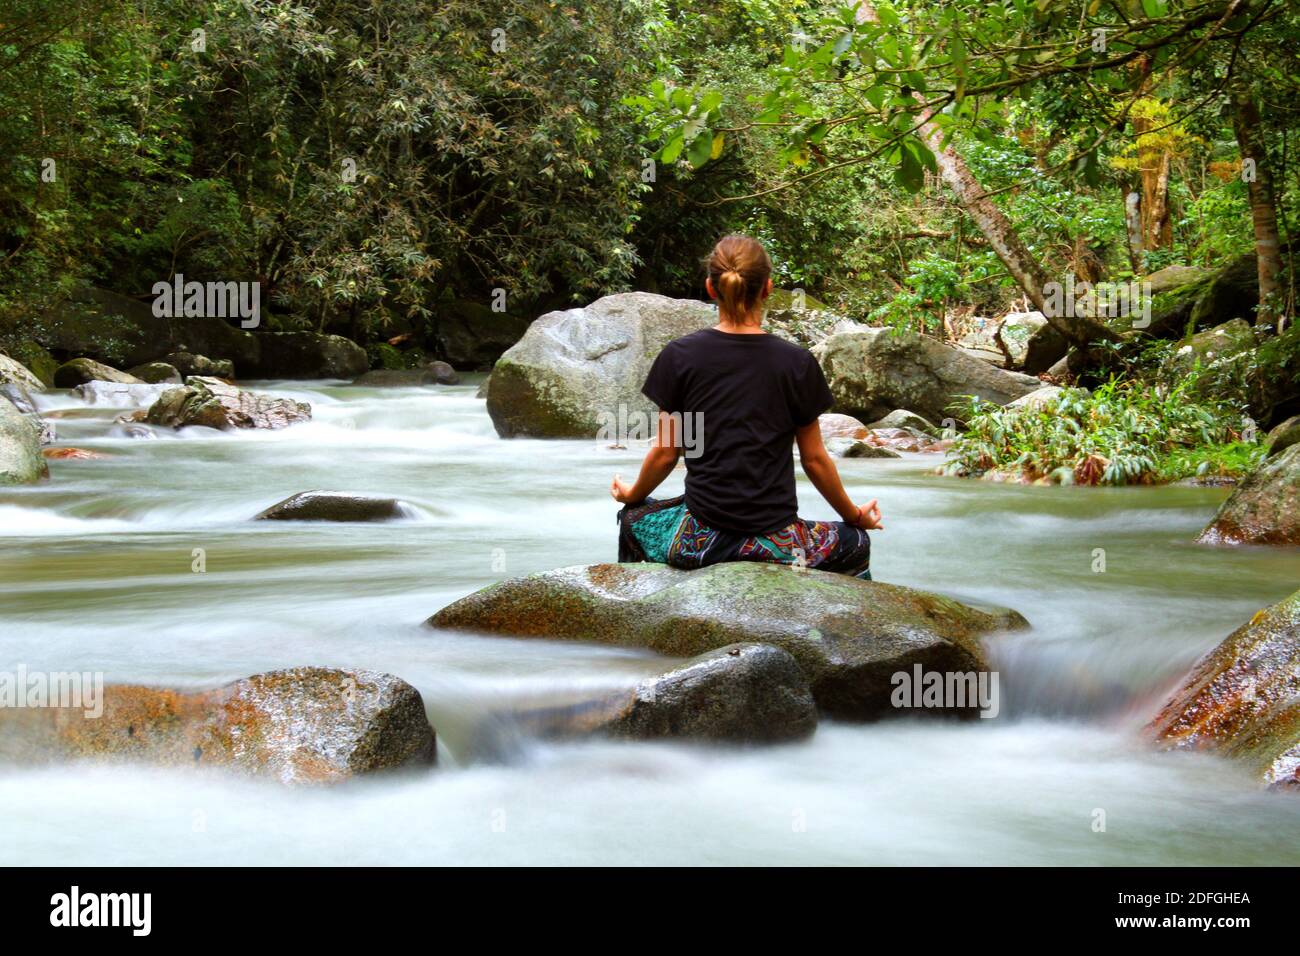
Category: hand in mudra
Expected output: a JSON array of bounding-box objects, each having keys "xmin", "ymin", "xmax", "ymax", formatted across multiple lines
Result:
[
  {"xmin": 854, "ymin": 499, "xmax": 884, "ymax": 530},
  {"xmin": 610, "ymin": 474, "xmax": 638, "ymax": 504}
]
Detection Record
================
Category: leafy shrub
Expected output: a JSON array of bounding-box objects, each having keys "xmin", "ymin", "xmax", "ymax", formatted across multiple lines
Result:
[{"xmin": 942, "ymin": 379, "xmax": 1257, "ymax": 485}]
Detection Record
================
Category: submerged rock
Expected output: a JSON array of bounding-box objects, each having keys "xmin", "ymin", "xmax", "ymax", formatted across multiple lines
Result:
[
  {"xmin": 813, "ymin": 327, "xmax": 1039, "ymax": 426},
  {"xmin": 0, "ymin": 396, "xmax": 48, "ymax": 484},
  {"xmin": 508, "ymin": 643, "xmax": 817, "ymax": 744},
  {"xmin": 140, "ymin": 376, "xmax": 310, "ymax": 430},
  {"xmin": 1148, "ymin": 589, "xmax": 1300, "ymax": 790},
  {"xmin": 1197, "ymin": 443, "xmax": 1300, "ymax": 546},
  {"xmin": 53, "ymin": 357, "xmax": 143, "ymax": 388},
  {"xmin": 428, "ymin": 562, "xmax": 1027, "ymax": 720},
  {"xmin": 486, "ymin": 292, "xmax": 716, "ymax": 438},
  {"xmin": 254, "ymin": 491, "xmax": 409, "ymax": 522},
  {"xmin": 0, "ymin": 667, "xmax": 436, "ymax": 785}
]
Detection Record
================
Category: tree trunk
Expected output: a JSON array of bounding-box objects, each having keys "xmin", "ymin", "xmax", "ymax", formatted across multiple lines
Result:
[
  {"xmin": 853, "ymin": 2, "xmax": 1115, "ymax": 347},
  {"xmin": 1124, "ymin": 188, "xmax": 1144, "ymax": 271},
  {"xmin": 1132, "ymin": 112, "xmax": 1173, "ymax": 250},
  {"xmin": 1230, "ymin": 84, "xmax": 1283, "ymax": 327}
]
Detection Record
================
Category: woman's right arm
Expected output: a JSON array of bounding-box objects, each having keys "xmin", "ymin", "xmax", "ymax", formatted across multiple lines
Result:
[{"xmin": 795, "ymin": 421, "xmax": 884, "ymax": 529}]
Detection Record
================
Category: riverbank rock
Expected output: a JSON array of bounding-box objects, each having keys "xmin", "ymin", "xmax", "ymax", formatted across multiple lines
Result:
[
  {"xmin": 254, "ymin": 491, "xmax": 409, "ymax": 522},
  {"xmin": 1161, "ymin": 318, "xmax": 1256, "ymax": 381},
  {"xmin": 0, "ymin": 667, "xmax": 436, "ymax": 785},
  {"xmin": 352, "ymin": 365, "xmax": 458, "ymax": 387},
  {"xmin": 38, "ymin": 286, "xmax": 260, "ymax": 370},
  {"xmin": 1197, "ymin": 443, "xmax": 1300, "ymax": 546},
  {"xmin": 0, "ymin": 354, "xmax": 43, "ymax": 391},
  {"xmin": 1265, "ymin": 415, "xmax": 1300, "ymax": 457},
  {"xmin": 813, "ymin": 327, "xmax": 1040, "ymax": 426},
  {"xmin": 508, "ymin": 644, "xmax": 817, "ymax": 744},
  {"xmin": 127, "ymin": 361, "xmax": 183, "ymax": 384},
  {"xmin": 1008, "ymin": 385, "xmax": 1066, "ymax": 411},
  {"xmin": 0, "ymin": 397, "xmax": 48, "ymax": 484},
  {"xmin": 996, "ymin": 311, "xmax": 1068, "ymax": 374},
  {"xmin": 53, "ymin": 358, "xmax": 143, "ymax": 388},
  {"xmin": 245, "ymin": 331, "xmax": 367, "ymax": 379},
  {"xmin": 161, "ymin": 351, "xmax": 233, "ymax": 379},
  {"xmin": 1148, "ymin": 589, "xmax": 1300, "ymax": 790},
  {"xmin": 434, "ymin": 299, "xmax": 532, "ymax": 370},
  {"xmin": 140, "ymin": 376, "xmax": 310, "ymax": 430},
  {"xmin": 428, "ymin": 562, "xmax": 1027, "ymax": 720},
  {"xmin": 486, "ymin": 293, "xmax": 716, "ymax": 438}
]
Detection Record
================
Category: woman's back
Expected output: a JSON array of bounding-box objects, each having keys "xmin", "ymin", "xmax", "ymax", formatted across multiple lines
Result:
[{"xmin": 641, "ymin": 326, "xmax": 832, "ymax": 535}]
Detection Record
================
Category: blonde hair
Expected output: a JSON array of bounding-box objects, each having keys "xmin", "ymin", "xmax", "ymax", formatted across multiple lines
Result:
[{"xmin": 706, "ymin": 234, "xmax": 771, "ymax": 323}]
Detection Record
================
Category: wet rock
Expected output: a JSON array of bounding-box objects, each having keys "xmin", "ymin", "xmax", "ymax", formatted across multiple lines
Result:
[
  {"xmin": 162, "ymin": 351, "xmax": 234, "ymax": 379},
  {"xmin": 1148, "ymin": 589, "xmax": 1300, "ymax": 790},
  {"xmin": 128, "ymin": 361, "xmax": 183, "ymax": 384},
  {"xmin": 841, "ymin": 441, "xmax": 902, "ymax": 459},
  {"xmin": 1197, "ymin": 443, "xmax": 1300, "ymax": 546},
  {"xmin": 0, "ymin": 353, "xmax": 43, "ymax": 391},
  {"xmin": 508, "ymin": 644, "xmax": 817, "ymax": 744},
  {"xmin": 352, "ymin": 364, "xmax": 459, "ymax": 388},
  {"xmin": 0, "ymin": 396, "xmax": 48, "ymax": 484},
  {"xmin": 53, "ymin": 358, "xmax": 143, "ymax": 388},
  {"xmin": 254, "ymin": 491, "xmax": 409, "ymax": 522},
  {"xmin": 0, "ymin": 382, "xmax": 37, "ymax": 414},
  {"xmin": 428, "ymin": 562, "xmax": 1027, "ymax": 720},
  {"xmin": 813, "ymin": 327, "xmax": 1039, "ymax": 426},
  {"xmin": 245, "ymin": 332, "xmax": 367, "ymax": 379},
  {"xmin": 1265, "ymin": 415, "xmax": 1300, "ymax": 457},
  {"xmin": 818, "ymin": 412, "xmax": 870, "ymax": 441},
  {"xmin": 0, "ymin": 667, "xmax": 436, "ymax": 785},
  {"xmin": 73, "ymin": 381, "xmax": 175, "ymax": 407},
  {"xmin": 43, "ymin": 447, "xmax": 109, "ymax": 460},
  {"xmin": 486, "ymin": 293, "xmax": 716, "ymax": 438},
  {"xmin": 141, "ymin": 376, "xmax": 310, "ymax": 430},
  {"xmin": 867, "ymin": 409, "xmax": 939, "ymax": 434}
]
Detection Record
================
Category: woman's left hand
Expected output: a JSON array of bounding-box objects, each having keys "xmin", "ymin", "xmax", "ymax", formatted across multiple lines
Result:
[{"xmin": 610, "ymin": 474, "xmax": 638, "ymax": 504}]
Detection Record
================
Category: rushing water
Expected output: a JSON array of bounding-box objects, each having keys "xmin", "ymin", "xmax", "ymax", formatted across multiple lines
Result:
[{"xmin": 2, "ymin": 378, "xmax": 1299, "ymax": 865}]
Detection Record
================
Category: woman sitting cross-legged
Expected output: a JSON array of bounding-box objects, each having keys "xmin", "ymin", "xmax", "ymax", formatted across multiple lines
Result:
[{"xmin": 610, "ymin": 234, "xmax": 883, "ymax": 579}]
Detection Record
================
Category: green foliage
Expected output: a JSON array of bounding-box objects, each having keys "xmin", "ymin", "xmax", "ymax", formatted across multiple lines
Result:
[{"xmin": 944, "ymin": 379, "xmax": 1254, "ymax": 486}]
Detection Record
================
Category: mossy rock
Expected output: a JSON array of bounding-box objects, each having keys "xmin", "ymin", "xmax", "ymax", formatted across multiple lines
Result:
[
  {"xmin": 1198, "ymin": 442, "xmax": 1300, "ymax": 546},
  {"xmin": 428, "ymin": 562, "xmax": 1028, "ymax": 720}
]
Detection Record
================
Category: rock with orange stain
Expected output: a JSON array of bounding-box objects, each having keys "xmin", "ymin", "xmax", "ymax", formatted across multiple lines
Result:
[
  {"xmin": 0, "ymin": 667, "xmax": 435, "ymax": 785},
  {"xmin": 42, "ymin": 447, "xmax": 109, "ymax": 460},
  {"xmin": 1148, "ymin": 589, "xmax": 1300, "ymax": 790},
  {"xmin": 817, "ymin": 413, "xmax": 870, "ymax": 441},
  {"xmin": 1197, "ymin": 443, "xmax": 1300, "ymax": 546}
]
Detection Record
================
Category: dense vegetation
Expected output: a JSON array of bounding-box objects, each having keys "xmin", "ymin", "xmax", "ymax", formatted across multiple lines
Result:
[{"xmin": 3, "ymin": 0, "xmax": 1300, "ymax": 475}]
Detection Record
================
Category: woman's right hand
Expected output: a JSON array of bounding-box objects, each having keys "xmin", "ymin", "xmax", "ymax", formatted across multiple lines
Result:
[{"xmin": 854, "ymin": 499, "xmax": 884, "ymax": 530}]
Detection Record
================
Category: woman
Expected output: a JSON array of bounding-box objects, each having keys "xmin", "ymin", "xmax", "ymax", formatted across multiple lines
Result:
[{"xmin": 610, "ymin": 234, "xmax": 883, "ymax": 578}]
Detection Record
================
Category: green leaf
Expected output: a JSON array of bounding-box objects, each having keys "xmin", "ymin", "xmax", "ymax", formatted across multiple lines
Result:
[
  {"xmin": 660, "ymin": 133, "xmax": 684, "ymax": 164},
  {"xmin": 686, "ymin": 128, "xmax": 714, "ymax": 168}
]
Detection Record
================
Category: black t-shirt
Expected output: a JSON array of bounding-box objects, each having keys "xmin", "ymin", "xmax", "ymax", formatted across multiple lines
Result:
[{"xmin": 641, "ymin": 327, "xmax": 834, "ymax": 535}]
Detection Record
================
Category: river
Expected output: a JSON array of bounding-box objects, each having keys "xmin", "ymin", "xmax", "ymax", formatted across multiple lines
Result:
[{"xmin": 2, "ymin": 378, "xmax": 1299, "ymax": 865}]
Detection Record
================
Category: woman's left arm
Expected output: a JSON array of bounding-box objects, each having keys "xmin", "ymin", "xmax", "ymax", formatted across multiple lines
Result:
[{"xmin": 611, "ymin": 411, "xmax": 682, "ymax": 504}]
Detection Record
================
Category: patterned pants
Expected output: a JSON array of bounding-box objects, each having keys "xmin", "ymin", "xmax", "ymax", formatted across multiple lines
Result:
[{"xmin": 617, "ymin": 495, "xmax": 872, "ymax": 579}]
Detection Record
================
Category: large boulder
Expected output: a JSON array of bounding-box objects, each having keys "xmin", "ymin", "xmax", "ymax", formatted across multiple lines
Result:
[
  {"xmin": 254, "ymin": 491, "xmax": 410, "ymax": 522},
  {"xmin": 73, "ymin": 381, "xmax": 175, "ymax": 407},
  {"xmin": 140, "ymin": 376, "xmax": 310, "ymax": 430},
  {"xmin": 127, "ymin": 361, "xmax": 183, "ymax": 384},
  {"xmin": 813, "ymin": 327, "xmax": 1040, "ymax": 426},
  {"xmin": 1148, "ymin": 589, "xmax": 1300, "ymax": 790},
  {"xmin": 1266, "ymin": 415, "xmax": 1300, "ymax": 457},
  {"xmin": 161, "ymin": 352, "xmax": 233, "ymax": 379},
  {"xmin": 37, "ymin": 286, "xmax": 260, "ymax": 370},
  {"xmin": 245, "ymin": 331, "xmax": 367, "ymax": 379},
  {"xmin": 0, "ymin": 667, "xmax": 436, "ymax": 785},
  {"xmin": 486, "ymin": 293, "xmax": 716, "ymax": 438},
  {"xmin": 995, "ymin": 311, "xmax": 1068, "ymax": 374},
  {"xmin": 53, "ymin": 357, "xmax": 143, "ymax": 388},
  {"xmin": 435, "ymin": 299, "xmax": 533, "ymax": 370},
  {"xmin": 0, "ymin": 353, "xmax": 43, "ymax": 391},
  {"xmin": 1197, "ymin": 443, "xmax": 1300, "ymax": 546},
  {"xmin": 427, "ymin": 562, "xmax": 1027, "ymax": 720},
  {"xmin": 0, "ymin": 396, "xmax": 48, "ymax": 484},
  {"xmin": 507, "ymin": 643, "xmax": 817, "ymax": 744}
]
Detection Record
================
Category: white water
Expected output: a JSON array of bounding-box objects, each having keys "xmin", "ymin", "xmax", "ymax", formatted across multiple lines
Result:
[{"xmin": 2, "ymin": 379, "xmax": 1299, "ymax": 865}]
